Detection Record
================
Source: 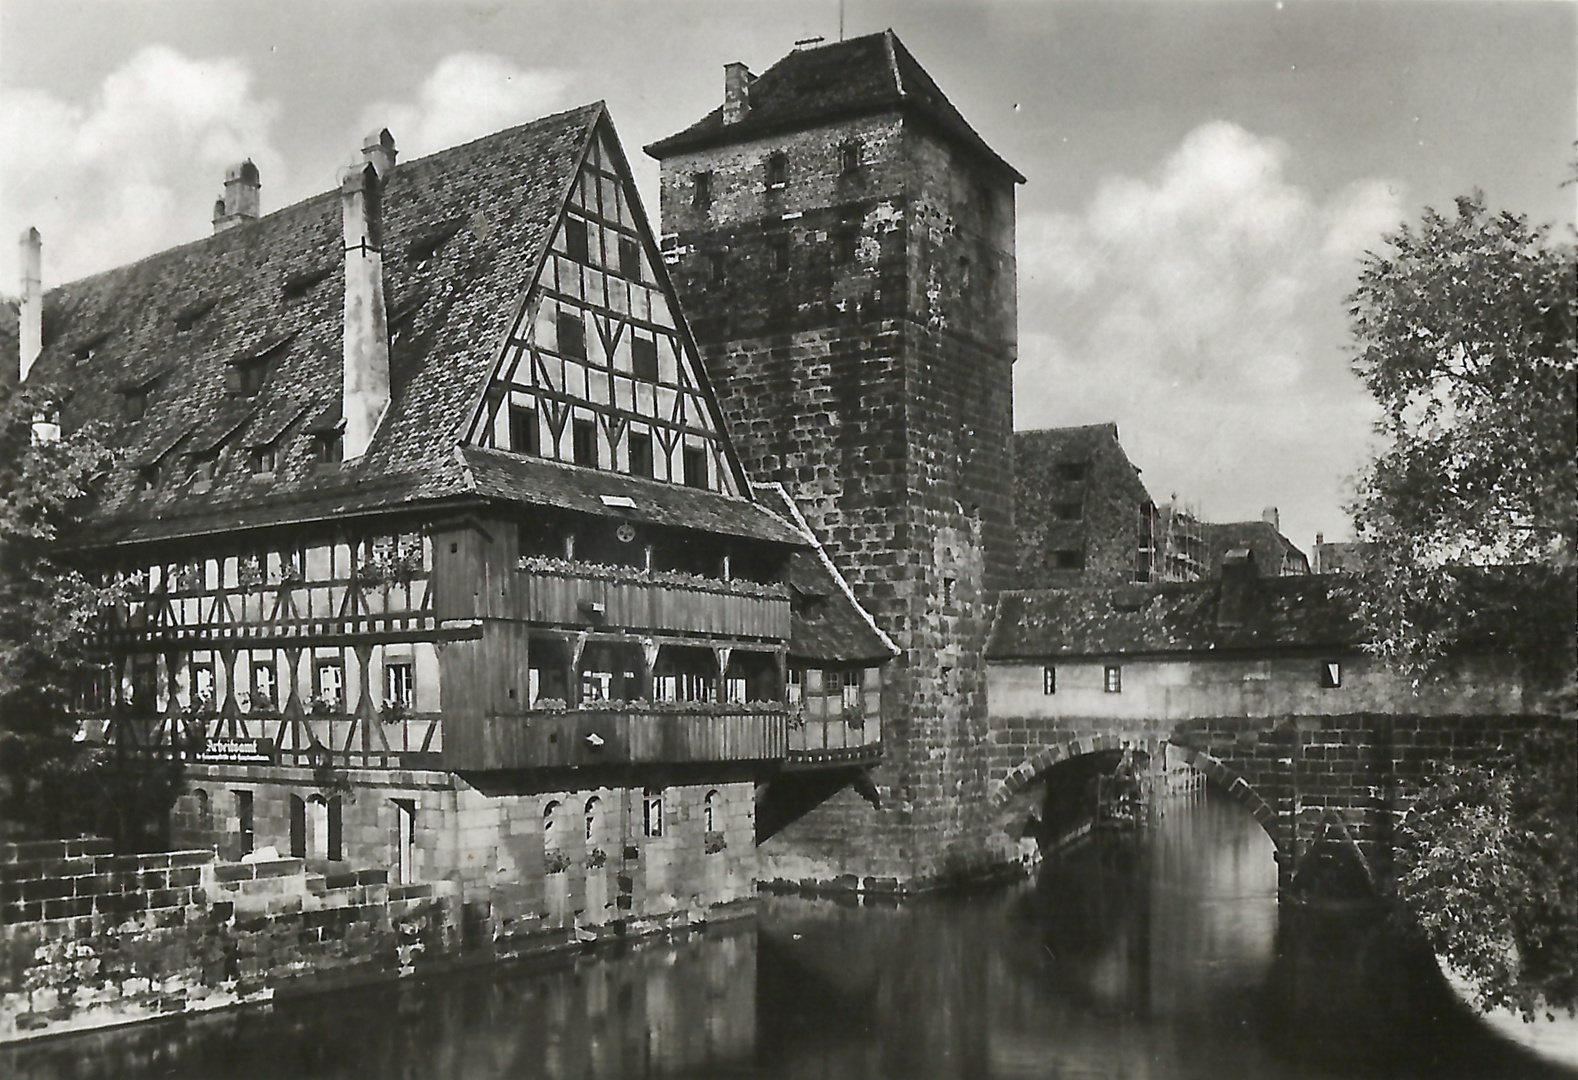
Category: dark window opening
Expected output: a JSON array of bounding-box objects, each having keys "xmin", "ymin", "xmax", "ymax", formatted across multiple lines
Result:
[
  {"xmin": 124, "ymin": 388, "xmax": 147, "ymax": 421},
  {"xmin": 765, "ymin": 152, "xmax": 788, "ymax": 188},
  {"xmin": 708, "ymin": 252, "xmax": 726, "ymax": 284},
  {"xmin": 564, "ymin": 217, "xmax": 589, "ymax": 263},
  {"xmin": 833, "ymin": 228, "xmax": 858, "ymax": 265},
  {"xmin": 281, "ymin": 267, "xmax": 332, "ymax": 301},
  {"xmin": 229, "ymin": 358, "xmax": 268, "ymax": 397},
  {"xmin": 250, "ymin": 444, "xmax": 277, "ymax": 475},
  {"xmin": 1104, "ymin": 665, "xmax": 1123, "ymax": 694},
  {"xmin": 1043, "ymin": 666, "xmax": 1056, "ymax": 695},
  {"xmin": 619, "ymin": 236, "xmax": 641, "ymax": 280},
  {"xmin": 692, "ymin": 171, "xmax": 712, "ymax": 210},
  {"xmin": 1320, "ymin": 661, "xmax": 1342, "ymax": 689},
  {"xmin": 942, "ymin": 577, "xmax": 956, "ymax": 606},
  {"xmin": 682, "ymin": 446, "xmax": 708, "ymax": 489},
  {"xmin": 174, "ymin": 299, "xmax": 217, "ymax": 332},
  {"xmin": 628, "ymin": 430, "xmax": 654, "ymax": 478},
  {"xmin": 1055, "ymin": 462, "xmax": 1089, "ymax": 483},
  {"xmin": 315, "ymin": 431, "xmax": 344, "ymax": 465},
  {"xmin": 138, "ymin": 464, "xmax": 161, "ymax": 492},
  {"xmin": 236, "ymin": 791, "xmax": 255, "ymax": 856},
  {"xmin": 631, "ymin": 337, "xmax": 659, "ymax": 382},
  {"xmin": 509, "ymin": 405, "xmax": 539, "ymax": 455},
  {"xmin": 573, "ymin": 419, "xmax": 598, "ymax": 468},
  {"xmin": 1053, "ymin": 549, "xmax": 1085, "ymax": 570},
  {"xmin": 840, "ymin": 141, "xmax": 861, "ymax": 174},
  {"xmin": 557, "ymin": 312, "xmax": 585, "ymax": 359},
  {"xmin": 1054, "ymin": 501, "xmax": 1083, "ymax": 521},
  {"xmin": 769, "ymin": 236, "xmax": 790, "ymax": 274}
]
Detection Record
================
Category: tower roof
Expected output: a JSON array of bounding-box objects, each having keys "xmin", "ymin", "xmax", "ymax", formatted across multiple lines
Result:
[{"xmin": 644, "ymin": 30, "xmax": 1024, "ymax": 183}]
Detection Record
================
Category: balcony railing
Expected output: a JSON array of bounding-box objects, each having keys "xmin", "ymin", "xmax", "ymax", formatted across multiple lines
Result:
[
  {"xmin": 785, "ymin": 711, "xmax": 882, "ymax": 769},
  {"xmin": 444, "ymin": 702, "xmax": 788, "ymax": 771},
  {"xmin": 517, "ymin": 557, "xmax": 790, "ymax": 639}
]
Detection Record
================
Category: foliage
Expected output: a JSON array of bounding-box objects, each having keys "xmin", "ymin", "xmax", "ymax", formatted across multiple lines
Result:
[
  {"xmin": 544, "ymin": 848, "xmax": 572, "ymax": 875},
  {"xmin": 0, "ymin": 384, "xmax": 126, "ymax": 840},
  {"xmin": 1347, "ymin": 192, "xmax": 1576, "ymax": 678},
  {"xmin": 1394, "ymin": 722, "xmax": 1577, "ymax": 1019},
  {"xmin": 1346, "ymin": 192, "xmax": 1577, "ymax": 1019}
]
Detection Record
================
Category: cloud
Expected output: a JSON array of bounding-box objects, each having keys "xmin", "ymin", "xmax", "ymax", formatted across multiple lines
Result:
[
  {"xmin": 358, "ymin": 53, "xmax": 573, "ymax": 163},
  {"xmin": 1, "ymin": 46, "xmax": 283, "ymax": 288},
  {"xmin": 1016, "ymin": 121, "xmax": 1402, "ymax": 546}
]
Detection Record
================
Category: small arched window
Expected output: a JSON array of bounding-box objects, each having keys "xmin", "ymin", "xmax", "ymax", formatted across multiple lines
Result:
[
  {"xmin": 584, "ymin": 796, "xmax": 600, "ymax": 843},
  {"xmin": 543, "ymin": 799, "xmax": 561, "ymax": 843},
  {"xmin": 704, "ymin": 789, "xmax": 719, "ymax": 834},
  {"xmin": 194, "ymin": 788, "xmax": 212, "ymax": 832}
]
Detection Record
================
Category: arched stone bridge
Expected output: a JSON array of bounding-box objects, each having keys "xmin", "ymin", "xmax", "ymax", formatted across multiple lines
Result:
[{"xmin": 985, "ymin": 711, "xmax": 1534, "ymax": 897}]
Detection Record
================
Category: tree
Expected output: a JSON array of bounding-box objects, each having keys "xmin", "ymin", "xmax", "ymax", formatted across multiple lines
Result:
[
  {"xmin": 1346, "ymin": 192, "xmax": 1576, "ymax": 1019},
  {"xmin": 0, "ymin": 383, "xmax": 124, "ymax": 839},
  {"xmin": 1348, "ymin": 192, "xmax": 1575, "ymax": 678}
]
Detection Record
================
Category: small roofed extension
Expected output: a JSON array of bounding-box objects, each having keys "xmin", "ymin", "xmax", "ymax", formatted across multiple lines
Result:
[{"xmin": 4, "ymin": 101, "xmax": 891, "ymax": 914}]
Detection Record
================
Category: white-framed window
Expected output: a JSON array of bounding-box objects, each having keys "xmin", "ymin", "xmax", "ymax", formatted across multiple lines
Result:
[
  {"xmin": 251, "ymin": 660, "xmax": 277, "ymax": 709},
  {"xmin": 1043, "ymin": 665, "xmax": 1056, "ymax": 696},
  {"xmin": 385, "ymin": 661, "xmax": 415, "ymax": 708},
  {"xmin": 841, "ymin": 669, "xmax": 862, "ymax": 713},
  {"xmin": 786, "ymin": 667, "xmax": 803, "ymax": 705},
  {"xmin": 316, "ymin": 658, "xmax": 344, "ymax": 708},
  {"xmin": 393, "ymin": 799, "xmax": 417, "ymax": 885},
  {"xmin": 1104, "ymin": 665, "xmax": 1123, "ymax": 694},
  {"xmin": 1320, "ymin": 660, "xmax": 1342, "ymax": 689},
  {"xmin": 642, "ymin": 790, "xmax": 664, "ymax": 838}
]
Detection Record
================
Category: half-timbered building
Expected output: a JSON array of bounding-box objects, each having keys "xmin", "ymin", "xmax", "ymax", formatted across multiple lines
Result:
[{"xmin": 14, "ymin": 103, "xmax": 888, "ymax": 937}]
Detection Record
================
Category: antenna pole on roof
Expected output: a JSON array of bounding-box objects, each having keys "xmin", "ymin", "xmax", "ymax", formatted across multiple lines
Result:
[{"xmin": 839, "ymin": 0, "xmax": 845, "ymax": 40}]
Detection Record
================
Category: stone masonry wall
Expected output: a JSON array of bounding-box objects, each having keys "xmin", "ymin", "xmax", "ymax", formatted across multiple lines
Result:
[
  {"xmin": 165, "ymin": 765, "xmax": 757, "ymax": 948},
  {"xmin": 0, "ymin": 838, "xmax": 458, "ymax": 1043},
  {"xmin": 658, "ymin": 114, "xmax": 1018, "ymax": 887}
]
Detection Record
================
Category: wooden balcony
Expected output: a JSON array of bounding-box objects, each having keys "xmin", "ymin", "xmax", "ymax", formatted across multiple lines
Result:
[
  {"xmin": 785, "ymin": 713, "xmax": 883, "ymax": 770},
  {"xmin": 445, "ymin": 704, "xmax": 788, "ymax": 771},
  {"xmin": 518, "ymin": 558, "xmax": 790, "ymax": 639}
]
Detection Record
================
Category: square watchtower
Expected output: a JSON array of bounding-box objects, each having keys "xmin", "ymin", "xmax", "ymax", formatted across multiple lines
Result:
[{"xmin": 647, "ymin": 31, "xmax": 1023, "ymax": 885}]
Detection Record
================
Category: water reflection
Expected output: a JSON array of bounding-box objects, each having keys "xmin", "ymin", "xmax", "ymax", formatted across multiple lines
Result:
[{"xmin": 5, "ymin": 791, "xmax": 1570, "ymax": 1079}]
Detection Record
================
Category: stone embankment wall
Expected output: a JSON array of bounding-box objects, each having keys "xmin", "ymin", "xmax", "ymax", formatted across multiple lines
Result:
[{"xmin": 0, "ymin": 839, "xmax": 457, "ymax": 1043}]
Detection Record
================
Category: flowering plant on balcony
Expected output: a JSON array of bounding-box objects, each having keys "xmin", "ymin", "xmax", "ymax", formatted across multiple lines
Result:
[
  {"xmin": 308, "ymin": 694, "xmax": 339, "ymax": 717},
  {"xmin": 704, "ymin": 830, "xmax": 728, "ymax": 855},
  {"xmin": 544, "ymin": 848, "xmax": 572, "ymax": 875},
  {"xmin": 380, "ymin": 699, "xmax": 411, "ymax": 725},
  {"xmin": 586, "ymin": 847, "xmax": 608, "ymax": 870},
  {"xmin": 515, "ymin": 555, "xmax": 789, "ymax": 599}
]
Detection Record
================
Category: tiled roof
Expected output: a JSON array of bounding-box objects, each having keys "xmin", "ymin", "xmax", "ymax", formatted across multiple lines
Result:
[
  {"xmin": 753, "ymin": 484, "xmax": 899, "ymax": 665},
  {"xmin": 988, "ymin": 577, "xmax": 1363, "ymax": 660},
  {"xmin": 462, "ymin": 447, "xmax": 807, "ymax": 547},
  {"xmin": 17, "ymin": 103, "xmax": 775, "ymax": 550},
  {"xmin": 644, "ymin": 30, "xmax": 1024, "ymax": 182},
  {"xmin": 987, "ymin": 565, "xmax": 1575, "ymax": 661},
  {"xmin": 1014, "ymin": 422, "xmax": 1127, "ymax": 464}
]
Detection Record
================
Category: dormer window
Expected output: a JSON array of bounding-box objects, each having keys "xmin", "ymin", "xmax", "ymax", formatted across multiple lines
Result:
[
  {"xmin": 138, "ymin": 464, "xmax": 161, "ymax": 492},
  {"xmin": 765, "ymin": 152, "xmax": 788, "ymax": 189},
  {"xmin": 225, "ymin": 354, "xmax": 268, "ymax": 397},
  {"xmin": 250, "ymin": 444, "xmax": 278, "ymax": 475},
  {"xmin": 281, "ymin": 267, "xmax": 332, "ymax": 301},
  {"xmin": 189, "ymin": 449, "xmax": 219, "ymax": 489},
  {"xmin": 73, "ymin": 333, "xmax": 111, "ymax": 363},
  {"xmin": 174, "ymin": 298, "xmax": 217, "ymax": 332},
  {"xmin": 314, "ymin": 430, "xmax": 344, "ymax": 465}
]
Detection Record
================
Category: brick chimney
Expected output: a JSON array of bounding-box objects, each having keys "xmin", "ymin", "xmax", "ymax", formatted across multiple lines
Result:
[
  {"xmin": 17, "ymin": 227, "xmax": 42, "ymax": 383},
  {"xmin": 212, "ymin": 160, "xmax": 261, "ymax": 232},
  {"xmin": 340, "ymin": 161, "xmax": 390, "ymax": 460},
  {"xmin": 723, "ymin": 63, "xmax": 754, "ymax": 125}
]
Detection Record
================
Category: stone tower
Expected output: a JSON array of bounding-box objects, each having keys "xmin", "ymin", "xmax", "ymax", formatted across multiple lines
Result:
[{"xmin": 646, "ymin": 31, "xmax": 1022, "ymax": 886}]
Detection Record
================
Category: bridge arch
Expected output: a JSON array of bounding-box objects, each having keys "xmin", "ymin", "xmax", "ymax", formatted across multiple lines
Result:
[{"xmin": 990, "ymin": 737, "xmax": 1283, "ymax": 856}]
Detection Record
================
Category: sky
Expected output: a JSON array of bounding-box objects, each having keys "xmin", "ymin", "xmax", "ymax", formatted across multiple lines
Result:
[{"xmin": 2, "ymin": 0, "xmax": 1573, "ymax": 551}]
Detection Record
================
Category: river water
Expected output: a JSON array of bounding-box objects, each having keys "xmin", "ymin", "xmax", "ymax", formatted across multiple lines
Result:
[{"xmin": 5, "ymin": 790, "xmax": 1570, "ymax": 1079}]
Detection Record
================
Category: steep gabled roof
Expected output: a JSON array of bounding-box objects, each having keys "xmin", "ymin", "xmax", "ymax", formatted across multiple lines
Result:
[
  {"xmin": 753, "ymin": 484, "xmax": 899, "ymax": 665},
  {"xmin": 27, "ymin": 103, "xmax": 605, "ymax": 545},
  {"xmin": 23, "ymin": 102, "xmax": 785, "ymax": 551},
  {"xmin": 644, "ymin": 30, "xmax": 1024, "ymax": 183}
]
